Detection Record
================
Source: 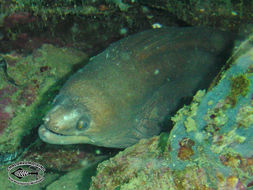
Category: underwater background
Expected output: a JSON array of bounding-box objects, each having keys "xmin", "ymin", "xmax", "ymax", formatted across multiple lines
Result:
[{"xmin": 0, "ymin": 0, "xmax": 252, "ymax": 189}]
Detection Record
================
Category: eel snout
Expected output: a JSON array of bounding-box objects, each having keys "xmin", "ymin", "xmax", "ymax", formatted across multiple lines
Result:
[
  {"xmin": 38, "ymin": 94, "xmax": 93, "ymax": 145},
  {"xmin": 38, "ymin": 103, "xmax": 91, "ymax": 144},
  {"xmin": 44, "ymin": 105, "xmax": 76, "ymax": 132}
]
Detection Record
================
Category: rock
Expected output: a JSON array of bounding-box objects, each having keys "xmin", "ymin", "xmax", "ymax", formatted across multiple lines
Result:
[
  {"xmin": 47, "ymin": 162, "xmax": 101, "ymax": 190},
  {"xmin": 139, "ymin": 0, "xmax": 253, "ymax": 32},
  {"xmin": 20, "ymin": 141, "xmax": 108, "ymax": 172},
  {"xmin": 0, "ymin": 44, "xmax": 88, "ymax": 163}
]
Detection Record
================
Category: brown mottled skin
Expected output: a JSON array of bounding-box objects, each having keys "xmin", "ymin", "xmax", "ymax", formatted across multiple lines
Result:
[{"xmin": 39, "ymin": 27, "xmax": 234, "ymax": 148}]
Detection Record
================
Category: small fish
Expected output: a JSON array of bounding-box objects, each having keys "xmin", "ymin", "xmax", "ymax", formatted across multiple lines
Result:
[{"xmin": 39, "ymin": 27, "xmax": 234, "ymax": 148}]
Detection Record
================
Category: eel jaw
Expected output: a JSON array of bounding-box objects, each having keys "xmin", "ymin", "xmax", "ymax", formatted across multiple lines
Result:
[{"xmin": 38, "ymin": 125, "xmax": 90, "ymax": 145}]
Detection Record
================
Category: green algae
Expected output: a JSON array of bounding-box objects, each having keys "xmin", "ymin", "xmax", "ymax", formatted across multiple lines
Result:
[
  {"xmin": 114, "ymin": 186, "xmax": 121, "ymax": 190},
  {"xmin": 231, "ymin": 74, "xmax": 250, "ymax": 96},
  {"xmin": 158, "ymin": 132, "xmax": 169, "ymax": 153}
]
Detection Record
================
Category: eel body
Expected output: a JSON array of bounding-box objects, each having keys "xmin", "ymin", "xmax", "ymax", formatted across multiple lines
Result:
[{"xmin": 39, "ymin": 27, "xmax": 234, "ymax": 148}]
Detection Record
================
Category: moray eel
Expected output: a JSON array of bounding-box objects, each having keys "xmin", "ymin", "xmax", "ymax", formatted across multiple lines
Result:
[{"xmin": 39, "ymin": 27, "xmax": 234, "ymax": 148}]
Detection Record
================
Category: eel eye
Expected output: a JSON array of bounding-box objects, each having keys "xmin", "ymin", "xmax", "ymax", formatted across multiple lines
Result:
[{"xmin": 76, "ymin": 118, "xmax": 89, "ymax": 130}]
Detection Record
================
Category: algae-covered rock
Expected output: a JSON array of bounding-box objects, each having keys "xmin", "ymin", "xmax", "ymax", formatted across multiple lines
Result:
[
  {"xmin": 19, "ymin": 141, "xmax": 108, "ymax": 172},
  {"xmin": 47, "ymin": 162, "xmax": 103, "ymax": 190},
  {"xmin": 139, "ymin": 0, "xmax": 253, "ymax": 33},
  {"xmin": 90, "ymin": 36, "xmax": 253, "ymax": 189},
  {"xmin": 0, "ymin": 44, "xmax": 88, "ymax": 162}
]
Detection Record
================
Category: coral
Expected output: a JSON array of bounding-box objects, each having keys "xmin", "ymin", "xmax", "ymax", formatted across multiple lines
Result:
[{"xmin": 90, "ymin": 35, "xmax": 253, "ymax": 189}]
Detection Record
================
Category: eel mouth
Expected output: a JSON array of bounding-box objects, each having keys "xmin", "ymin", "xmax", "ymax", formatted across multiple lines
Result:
[
  {"xmin": 38, "ymin": 125, "xmax": 90, "ymax": 145},
  {"xmin": 43, "ymin": 126, "xmax": 67, "ymax": 136}
]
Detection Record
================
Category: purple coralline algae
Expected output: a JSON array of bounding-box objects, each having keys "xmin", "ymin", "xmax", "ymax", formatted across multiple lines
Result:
[
  {"xmin": 90, "ymin": 35, "xmax": 253, "ymax": 189},
  {"xmin": 0, "ymin": 44, "xmax": 88, "ymax": 159}
]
